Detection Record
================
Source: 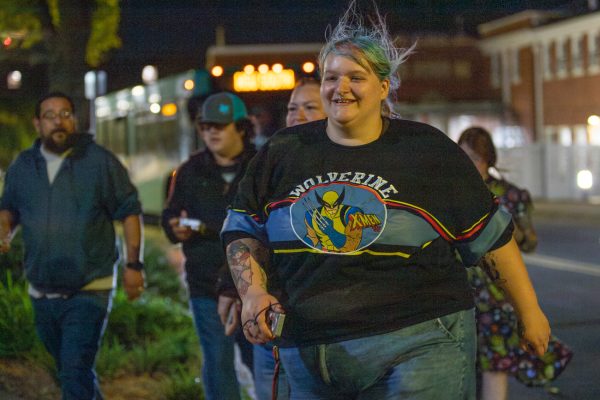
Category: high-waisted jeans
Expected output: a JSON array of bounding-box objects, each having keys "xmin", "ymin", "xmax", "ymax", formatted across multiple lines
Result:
[{"xmin": 279, "ymin": 309, "xmax": 476, "ymax": 400}]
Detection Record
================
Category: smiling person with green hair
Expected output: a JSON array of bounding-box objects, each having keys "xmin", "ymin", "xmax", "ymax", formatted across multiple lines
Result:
[{"xmin": 221, "ymin": 2, "xmax": 550, "ymax": 399}]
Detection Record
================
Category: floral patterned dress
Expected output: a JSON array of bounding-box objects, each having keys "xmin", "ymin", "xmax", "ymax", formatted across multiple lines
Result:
[{"xmin": 469, "ymin": 177, "xmax": 572, "ymax": 386}]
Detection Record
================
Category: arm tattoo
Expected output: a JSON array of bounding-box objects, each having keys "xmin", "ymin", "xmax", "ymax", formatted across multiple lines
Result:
[
  {"xmin": 482, "ymin": 252, "xmax": 505, "ymax": 284},
  {"xmin": 227, "ymin": 242, "xmax": 253, "ymax": 296},
  {"xmin": 227, "ymin": 240, "xmax": 270, "ymax": 296},
  {"xmin": 482, "ymin": 253, "xmax": 499, "ymax": 281}
]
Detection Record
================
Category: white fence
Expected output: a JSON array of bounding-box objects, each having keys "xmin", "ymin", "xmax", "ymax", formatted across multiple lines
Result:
[{"xmin": 497, "ymin": 144, "xmax": 600, "ymax": 201}]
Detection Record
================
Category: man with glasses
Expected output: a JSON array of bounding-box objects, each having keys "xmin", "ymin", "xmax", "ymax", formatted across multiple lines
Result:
[
  {"xmin": 0, "ymin": 92, "xmax": 144, "ymax": 400},
  {"xmin": 161, "ymin": 92, "xmax": 255, "ymax": 400}
]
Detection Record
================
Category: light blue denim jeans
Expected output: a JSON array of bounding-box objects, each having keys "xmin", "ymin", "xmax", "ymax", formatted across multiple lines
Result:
[
  {"xmin": 32, "ymin": 290, "xmax": 111, "ymax": 400},
  {"xmin": 279, "ymin": 309, "xmax": 476, "ymax": 400},
  {"xmin": 190, "ymin": 296, "xmax": 253, "ymax": 400}
]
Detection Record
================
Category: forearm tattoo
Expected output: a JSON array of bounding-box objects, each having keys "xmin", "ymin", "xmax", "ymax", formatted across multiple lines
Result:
[
  {"xmin": 483, "ymin": 252, "xmax": 504, "ymax": 284},
  {"xmin": 227, "ymin": 242, "xmax": 253, "ymax": 296},
  {"xmin": 227, "ymin": 240, "xmax": 270, "ymax": 296}
]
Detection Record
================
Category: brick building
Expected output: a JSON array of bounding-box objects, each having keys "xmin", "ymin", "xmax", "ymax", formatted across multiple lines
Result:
[
  {"xmin": 476, "ymin": 8, "xmax": 600, "ymax": 199},
  {"xmin": 478, "ymin": 9, "xmax": 600, "ymax": 146}
]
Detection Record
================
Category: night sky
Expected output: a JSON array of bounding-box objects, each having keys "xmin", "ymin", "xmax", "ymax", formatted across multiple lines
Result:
[{"xmin": 105, "ymin": 0, "xmax": 584, "ymax": 91}]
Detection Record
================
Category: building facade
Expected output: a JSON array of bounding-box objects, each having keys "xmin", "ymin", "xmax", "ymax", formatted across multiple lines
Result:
[{"xmin": 478, "ymin": 9, "xmax": 600, "ymax": 200}]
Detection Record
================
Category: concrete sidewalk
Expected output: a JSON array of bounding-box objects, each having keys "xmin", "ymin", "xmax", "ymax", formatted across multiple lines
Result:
[{"xmin": 533, "ymin": 199, "xmax": 600, "ymax": 223}]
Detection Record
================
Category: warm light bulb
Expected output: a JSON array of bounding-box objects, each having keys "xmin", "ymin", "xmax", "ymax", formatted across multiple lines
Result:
[
  {"xmin": 211, "ymin": 66, "xmax": 223, "ymax": 77},
  {"xmin": 184, "ymin": 79, "xmax": 195, "ymax": 90},
  {"xmin": 272, "ymin": 63, "xmax": 283, "ymax": 73},
  {"xmin": 302, "ymin": 62, "xmax": 315, "ymax": 73},
  {"xmin": 587, "ymin": 115, "xmax": 600, "ymax": 126}
]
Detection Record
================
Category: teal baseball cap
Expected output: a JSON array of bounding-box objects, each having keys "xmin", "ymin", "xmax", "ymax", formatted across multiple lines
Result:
[{"xmin": 199, "ymin": 92, "xmax": 248, "ymax": 124}]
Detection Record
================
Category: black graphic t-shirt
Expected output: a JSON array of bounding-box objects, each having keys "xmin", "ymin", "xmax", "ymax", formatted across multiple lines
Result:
[{"xmin": 222, "ymin": 118, "xmax": 513, "ymax": 346}]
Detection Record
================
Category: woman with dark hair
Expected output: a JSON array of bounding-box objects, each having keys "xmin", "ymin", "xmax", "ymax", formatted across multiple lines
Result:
[
  {"xmin": 285, "ymin": 77, "xmax": 326, "ymax": 127},
  {"xmin": 459, "ymin": 127, "xmax": 568, "ymax": 400},
  {"xmin": 458, "ymin": 127, "xmax": 537, "ymax": 253}
]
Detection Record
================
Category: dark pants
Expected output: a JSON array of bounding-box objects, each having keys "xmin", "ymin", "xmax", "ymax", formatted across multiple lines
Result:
[{"xmin": 32, "ymin": 291, "xmax": 111, "ymax": 400}]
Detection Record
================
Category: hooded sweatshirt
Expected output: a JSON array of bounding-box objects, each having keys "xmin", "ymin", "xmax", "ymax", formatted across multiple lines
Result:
[{"xmin": 0, "ymin": 133, "xmax": 141, "ymax": 294}]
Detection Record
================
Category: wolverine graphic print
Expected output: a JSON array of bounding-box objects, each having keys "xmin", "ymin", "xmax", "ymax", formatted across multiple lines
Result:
[{"xmin": 290, "ymin": 183, "xmax": 386, "ymax": 254}]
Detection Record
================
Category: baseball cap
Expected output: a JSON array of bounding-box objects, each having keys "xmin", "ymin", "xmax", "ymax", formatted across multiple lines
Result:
[{"xmin": 199, "ymin": 92, "xmax": 248, "ymax": 124}]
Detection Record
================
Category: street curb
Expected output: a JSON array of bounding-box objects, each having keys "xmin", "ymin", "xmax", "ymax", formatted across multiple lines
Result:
[{"xmin": 532, "ymin": 201, "xmax": 600, "ymax": 223}]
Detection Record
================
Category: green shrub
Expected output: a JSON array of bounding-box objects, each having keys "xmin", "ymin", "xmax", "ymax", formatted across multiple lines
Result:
[
  {"xmin": 127, "ymin": 330, "xmax": 200, "ymax": 375},
  {"xmin": 104, "ymin": 291, "xmax": 193, "ymax": 347},
  {"xmin": 0, "ymin": 272, "xmax": 37, "ymax": 357},
  {"xmin": 0, "ymin": 230, "xmax": 26, "ymax": 285},
  {"xmin": 95, "ymin": 338, "xmax": 128, "ymax": 378},
  {"xmin": 161, "ymin": 366, "xmax": 205, "ymax": 400},
  {"xmin": 142, "ymin": 235, "xmax": 187, "ymax": 304},
  {"xmin": 97, "ymin": 292, "xmax": 200, "ymax": 379}
]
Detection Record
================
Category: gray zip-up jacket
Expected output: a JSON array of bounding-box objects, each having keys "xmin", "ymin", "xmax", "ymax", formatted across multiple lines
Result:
[{"xmin": 0, "ymin": 134, "xmax": 141, "ymax": 294}]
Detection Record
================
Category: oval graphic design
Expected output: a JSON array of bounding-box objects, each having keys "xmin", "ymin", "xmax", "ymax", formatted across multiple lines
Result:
[{"xmin": 290, "ymin": 183, "xmax": 387, "ymax": 254}]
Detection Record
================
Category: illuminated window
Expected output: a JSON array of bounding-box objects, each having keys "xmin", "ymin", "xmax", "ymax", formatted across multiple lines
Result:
[
  {"xmin": 543, "ymin": 42, "xmax": 553, "ymax": 80},
  {"xmin": 510, "ymin": 49, "xmax": 520, "ymax": 84},
  {"xmin": 589, "ymin": 31, "xmax": 600, "ymax": 74},
  {"xmin": 559, "ymin": 125, "xmax": 572, "ymax": 146},
  {"xmin": 574, "ymin": 125, "xmax": 587, "ymax": 144},
  {"xmin": 571, "ymin": 35, "xmax": 584, "ymax": 77},
  {"xmin": 556, "ymin": 39, "xmax": 568, "ymax": 79}
]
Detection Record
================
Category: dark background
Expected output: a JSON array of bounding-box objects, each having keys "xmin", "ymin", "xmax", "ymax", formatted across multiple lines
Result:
[{"xmin": 105, "ymin": 0, "xmax": 582, "ymax": 91}]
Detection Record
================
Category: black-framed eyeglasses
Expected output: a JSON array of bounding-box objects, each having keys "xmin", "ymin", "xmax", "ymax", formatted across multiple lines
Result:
[{"xmin": 41, "ymin": 110, "xmax": 73, "ymax": 121}]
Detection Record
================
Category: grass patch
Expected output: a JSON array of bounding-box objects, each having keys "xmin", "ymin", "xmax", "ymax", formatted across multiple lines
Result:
[
  {"xmin": 0, "ymin": 272, "xmax": 37, "ymax": 357},
  {"xmin": 161, "ymin": 365, "xmax": 205, "ymax": 400}
]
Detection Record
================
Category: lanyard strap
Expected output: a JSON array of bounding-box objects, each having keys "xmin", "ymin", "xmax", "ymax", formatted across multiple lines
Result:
[{"xmin": 271, "ymin": 345, "xmax": 281, "ymax": 400}]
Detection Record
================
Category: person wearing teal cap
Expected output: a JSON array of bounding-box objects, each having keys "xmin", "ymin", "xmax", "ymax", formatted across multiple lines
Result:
[{"xmin": 161, "ymin": 92, "xmax": 255, "ymax": 400}]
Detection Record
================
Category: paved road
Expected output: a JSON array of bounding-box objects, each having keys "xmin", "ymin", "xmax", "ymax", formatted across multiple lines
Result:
[{"xmin": 507, "ymin": 216, "xmax": 600, "ymax": 400}]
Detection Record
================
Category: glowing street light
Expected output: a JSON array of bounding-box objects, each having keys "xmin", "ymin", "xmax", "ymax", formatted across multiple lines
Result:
[
  {"xmin": 7, "ymin": 70, "xmax": 22, "ymax": 89},
  {"xmin": 577, "ymin": 169, "xmax": 593, "ymax": 190},
  {"xmin": 272, "ymin": 63, "xmax": 283, "ymax": 73},
  {"xmin": 302, "ymin": 62, "xmax": 315, "ymax": 73},
  {"xmin": 149, "ymin": 103, "xmax": 161, "ymax": 114},
  {"xmin": 183, "ymin": 79, "xmax": 195, "ymax": 91},
  {"xmin": 142, "ymin": 65, "xmax": 158, "ymax": 84},
  {"xmin": 587, "ymin": 115, "xmax": 600, "ymax": 126},
  {"xmin": 211, "ymin": 66, "xmax": 223, "ymax": 77}
]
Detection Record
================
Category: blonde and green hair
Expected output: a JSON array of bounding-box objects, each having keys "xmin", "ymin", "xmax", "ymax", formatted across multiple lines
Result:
[{"xmin": 318, "ymin": 0, "xmax": 414, "ymax": 116}]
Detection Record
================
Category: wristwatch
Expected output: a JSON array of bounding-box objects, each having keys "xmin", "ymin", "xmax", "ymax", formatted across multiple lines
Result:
[{"xmin": 125, "ymin": 261, "xmax": 144, "ymax": 271}]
